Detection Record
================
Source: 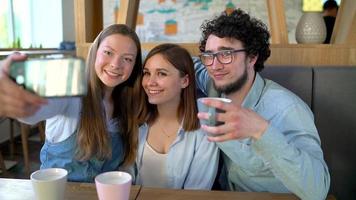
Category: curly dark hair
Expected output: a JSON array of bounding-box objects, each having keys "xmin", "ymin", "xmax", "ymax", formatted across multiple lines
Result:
[{"xmin": 199, "ymin": 9, "xmax": 271, "ymax": 72}]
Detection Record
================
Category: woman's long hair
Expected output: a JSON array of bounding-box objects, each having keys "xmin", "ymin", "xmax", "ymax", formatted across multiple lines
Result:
[{"xmin": 77, "ymin": 24, "xmax": 142, "ymax": 166}]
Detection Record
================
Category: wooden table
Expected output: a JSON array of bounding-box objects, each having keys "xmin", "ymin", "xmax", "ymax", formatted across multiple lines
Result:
[
  {"xmin": 136, "ymin": 187, "xmax": 299, "ymax": 200},
  {"xmin": 0, "ymin": 178, "xmax": 140, "ymax": 200},
  {"xmin": 2, "ymin": 178, "xmax": 331, "ymax": 200}
]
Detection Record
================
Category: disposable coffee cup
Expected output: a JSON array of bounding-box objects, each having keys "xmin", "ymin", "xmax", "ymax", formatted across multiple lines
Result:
[
  {"xmin": 197, "ymin": 97, "xmax": 232, "ymax": 130},
  {"xmin": 30, "ymin": 168, "xmax": 68, "ymax": 200},
  {"xmin": 95, "ymin": 171, "xmax": 132, "ymax": 200}
]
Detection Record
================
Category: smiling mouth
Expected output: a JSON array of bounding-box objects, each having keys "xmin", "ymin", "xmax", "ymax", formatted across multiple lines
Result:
[
  {"xmin": 147, "ymin": 89, "xmax": 163, "ymax": 94},
  {"xmin": 105, "ymin": 70, "xmax": 121, "ymax": 77}
]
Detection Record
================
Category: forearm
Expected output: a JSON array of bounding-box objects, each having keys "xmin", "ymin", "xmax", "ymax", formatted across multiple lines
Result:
[
  {"xmin": 18, "ymin": 97, "xmax": 77, "ymax": 124},
  {"xmin": 252, "ymin": 126, "xmax": 330, "ymax": 200}
]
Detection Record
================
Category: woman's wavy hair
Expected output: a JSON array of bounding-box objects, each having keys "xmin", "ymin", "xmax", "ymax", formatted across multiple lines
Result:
[
  {"xmin": 199, "ymin": 9, "xmax": 271, "ymax": 72},
  {"xmin": 77, "ymin": 24, "xmax": 142, "ymax": 166}
]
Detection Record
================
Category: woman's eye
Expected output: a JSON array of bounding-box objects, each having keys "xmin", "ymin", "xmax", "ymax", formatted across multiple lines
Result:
[
  {"xmin": 158, "ymin": 72, "xmax": 167, "ymax": 76},
  {"xmin": 124, "ymin": 57, "xmax": 133, "ymax": 63},
  {"xmin": 143, "ymin": 71, "xmax": 150, "ymax": 76},
  {"xmin": 103, "ymin": 50, "xmax": 112, "ymax": 56}
]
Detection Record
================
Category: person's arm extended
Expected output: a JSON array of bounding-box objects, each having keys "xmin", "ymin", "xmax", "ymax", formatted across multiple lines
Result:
[
  {"xmin": 0, "ymin": 53, "xmax": 46, "ymax": 118},
  {"xmin": 18, "ymin": 97, "xmax": 78, "ymax": 125}
]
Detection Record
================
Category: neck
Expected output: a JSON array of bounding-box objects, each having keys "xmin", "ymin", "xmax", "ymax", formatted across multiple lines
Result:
[
  {"xmin": 104, "ymin": 87, "xmax": 113, "ymax": 101},
  {"xmin": 156, "ymin": 104, "xmax": 180, "ymax": 124},
  {"xmin": 226, "ymin": 72, "xmax": 255, "ymax": 106}
]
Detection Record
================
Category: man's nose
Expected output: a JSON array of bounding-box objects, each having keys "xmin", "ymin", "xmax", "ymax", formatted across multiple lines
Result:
[{"xmin": 211, "ymin": 56, "xmax": 223, "ymax": 70}]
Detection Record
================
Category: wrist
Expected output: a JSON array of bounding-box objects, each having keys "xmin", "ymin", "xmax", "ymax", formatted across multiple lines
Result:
[{"xmin": 252, "ymin": 121, "xmax": 269, "ymax": 140}]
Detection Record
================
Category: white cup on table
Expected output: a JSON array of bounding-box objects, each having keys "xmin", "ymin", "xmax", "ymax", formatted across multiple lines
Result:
[
  {"xmin": 95, "ymin": 171, "xmax": 132, "ymax": 200},
  {"xmin": 30, "ymin": 168, "xmax": 68, "ymax": 200}
]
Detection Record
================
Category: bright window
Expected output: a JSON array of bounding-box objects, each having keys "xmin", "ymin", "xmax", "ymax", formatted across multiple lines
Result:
[
  {"xmin": 303, "ymin": 0, "xmax": 341, "ymax": 12},
  {"xmin": 0, "ymin": 0, "xmax": 63, "ymax": 48}
]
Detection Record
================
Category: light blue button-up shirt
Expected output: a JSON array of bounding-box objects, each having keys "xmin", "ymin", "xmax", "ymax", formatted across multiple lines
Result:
[
  {"xmin": 134, "ymin": 123, "xmax": 219, "ymax": 190},
  {"xmin": 194, "ymin": 58, "xmax": 330, "ymax": 200}
]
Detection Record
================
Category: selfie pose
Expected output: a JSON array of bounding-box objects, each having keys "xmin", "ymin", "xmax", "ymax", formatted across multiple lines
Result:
[
  {"xmin": 11, "ymin": 24, "xmax": 142, "ymax": 182},
  {"xmin": 134, "ymin": 44, "xmax": 218, "ymax": 189},
  {"xmin": 195, "ymin": 9, "xmax": 330, "ymax": 200}
]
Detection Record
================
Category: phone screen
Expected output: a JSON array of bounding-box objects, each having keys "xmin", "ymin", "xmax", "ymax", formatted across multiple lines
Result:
[{"xmin": 10, "ymin": 58, "xmax": 87, "ymax": 97}]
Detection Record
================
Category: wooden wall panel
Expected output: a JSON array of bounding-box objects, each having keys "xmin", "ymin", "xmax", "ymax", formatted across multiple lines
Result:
[
  {"xmin": 266, "ymin": 0, "xmax": 289, "ymax": 44},
  {"xmin": 78, "ymin": 43, "xmax": 356, "ymax": 66},
  {"xmin": 117, "ymin": 0, "xmax": 140, "ymax": 30},
  {"xmin": 74, "ymin": 0, "xmax": 103, "ymax": 44},
  {"xmin": 331, "ymin": 0, "xmax": 356, "ymax": 44}
]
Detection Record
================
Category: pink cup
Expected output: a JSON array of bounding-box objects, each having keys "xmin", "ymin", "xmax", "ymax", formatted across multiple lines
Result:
[{"xmin": 95, "ymin": 171, "xmax": 132, "ymax": 200}]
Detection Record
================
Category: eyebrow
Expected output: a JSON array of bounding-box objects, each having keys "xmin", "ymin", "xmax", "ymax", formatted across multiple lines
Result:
[
  {"xmin": 204, "ymin": 46, "xmax": 235, "ymax": 53},
  {"xmin": 102, "ymin": 46, "xmax": 136, "ymax": 56},
  {"xmin": 143, "ymin": 67, "xmax": 170, "ymax": 73}
]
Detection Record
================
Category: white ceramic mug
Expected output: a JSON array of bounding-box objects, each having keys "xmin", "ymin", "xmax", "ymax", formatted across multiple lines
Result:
[
  {"xmin": 30, "ymin": 168, "xmax": 68, "ymax": 200},
  {"xmin": 95, "ymin": 171, "xmax": 132, "ymax": 200}
]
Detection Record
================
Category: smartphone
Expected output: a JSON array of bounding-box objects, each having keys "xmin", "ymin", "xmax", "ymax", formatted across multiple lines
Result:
[{"xmin": 9, "ymin": 57, "xmax": 87, "ymax": 97}]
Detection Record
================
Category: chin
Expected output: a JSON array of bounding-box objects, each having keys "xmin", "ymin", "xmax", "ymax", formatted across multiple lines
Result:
[{"xmin": 147, "ymin": 98, "xmax": 159, "ymax": 105}]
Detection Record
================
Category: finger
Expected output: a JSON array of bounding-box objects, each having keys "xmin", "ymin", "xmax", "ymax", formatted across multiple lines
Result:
[
  {"xmin": 197, "ymin": 112, "xmax": 210, "ymax": 120},
  {"xmin": 207, "ymin": 132, "xmax": 236, "ymax": 142},
  {"xmin": 201, "ymin": 98, "xmax": 234, "ymax": 112},
  {"xmin": 1, "ymin": 52, "xmax": 27, "ymax": 74},
  {"xmin": 22, "ymin": 89, "xmax": 47, "ymax": 106},
  {"xmin": 0, "ymin": 93, "xmax": 41, "ymax": 118},
  {"xmin": 1, "ymin": 74, "xmax": 47, "ymax": 106},
  {"xmin": 201, "ymin": 124, "xmax": 230, "ymax": 136}
]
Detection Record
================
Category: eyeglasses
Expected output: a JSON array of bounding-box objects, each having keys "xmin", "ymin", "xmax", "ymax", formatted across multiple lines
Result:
[{"xmin": 199, "ymin": 49, "xmax": 246, "ymax": 66}]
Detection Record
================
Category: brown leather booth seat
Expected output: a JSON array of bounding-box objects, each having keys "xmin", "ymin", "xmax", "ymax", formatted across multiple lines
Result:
[{"xmin": 261, "ymin": 65, "xmax": 356, "ymax": 200}]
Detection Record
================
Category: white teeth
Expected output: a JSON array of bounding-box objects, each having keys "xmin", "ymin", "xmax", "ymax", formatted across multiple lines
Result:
[
  {"xmin": 105, "ymin": 70, "xmax": 119, "ymax": 77},
  {"xmin": 148, "ymin": 90, "xmax": 161, "ymax": 94}
]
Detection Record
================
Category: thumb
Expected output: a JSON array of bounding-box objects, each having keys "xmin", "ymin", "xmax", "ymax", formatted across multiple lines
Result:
[{"xmin": 1, "ymin": 52, "xmax": 27, "ymax": 74}]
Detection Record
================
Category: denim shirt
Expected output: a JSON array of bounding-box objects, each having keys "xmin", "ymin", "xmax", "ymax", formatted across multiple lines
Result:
[
  {"xmin": 194, "ymin": 58, "xmax": 330, "ymax": 200},
  {"xmin": 134, "ymin": 123, "xmax": 219, "ymax": 190},
  {"xmin": 40, "ymin": 119, "xmax": 123, "ymax": 182},
  {"xmin": 19, "ymin": 98, "xmax": 125, "ymax": 182}
]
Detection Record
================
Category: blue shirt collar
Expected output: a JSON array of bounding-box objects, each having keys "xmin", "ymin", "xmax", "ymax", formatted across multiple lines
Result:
[{"xmin": 222, "ymin": 73, "xmax": 265, "ymax": 109}]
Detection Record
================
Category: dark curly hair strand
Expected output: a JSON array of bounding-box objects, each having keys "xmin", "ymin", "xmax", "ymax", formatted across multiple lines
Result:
[{"xmin": 199, "ymin": 9, "xmax": 271, "ymax": 72}]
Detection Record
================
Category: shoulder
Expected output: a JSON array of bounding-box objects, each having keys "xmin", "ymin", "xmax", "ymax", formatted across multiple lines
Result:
[
  {"xmin": 182, "ymin": 128, "xmax": 211, "ymax": 146},
  {"xmin": 258, "ymin": 79, "xmax": 313, "ymax": 117}
]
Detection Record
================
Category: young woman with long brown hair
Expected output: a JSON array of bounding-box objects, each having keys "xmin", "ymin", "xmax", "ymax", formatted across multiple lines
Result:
[
  {"xmin": 16, "ymin": 24, "xmax": 142, "ymax": 182},
  {"xmin": 134, "ymin": 44, "xmax": 219, "ymax": 189}
]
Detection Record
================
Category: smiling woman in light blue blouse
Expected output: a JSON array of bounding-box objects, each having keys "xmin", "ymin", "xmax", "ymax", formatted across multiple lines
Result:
[{"xmin": 134, "ymin": 43, "xmax": 219, "ymax": 189}]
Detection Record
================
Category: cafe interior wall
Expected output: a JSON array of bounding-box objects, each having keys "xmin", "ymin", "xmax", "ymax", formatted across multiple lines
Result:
[{"xmin": 103, "ymin": 0, "xmax": 303, "ymax": 44}]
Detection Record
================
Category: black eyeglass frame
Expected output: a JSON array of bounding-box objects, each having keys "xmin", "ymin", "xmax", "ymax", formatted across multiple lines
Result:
[{"xmin": 199, "ymin": 49, "xmax": 246, "ymax": 66}]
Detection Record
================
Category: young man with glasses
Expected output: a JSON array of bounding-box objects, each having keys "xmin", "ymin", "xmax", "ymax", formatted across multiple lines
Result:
[{"xmin": 195, "ymin": 9, "xmax": 330, "ymax": 200}]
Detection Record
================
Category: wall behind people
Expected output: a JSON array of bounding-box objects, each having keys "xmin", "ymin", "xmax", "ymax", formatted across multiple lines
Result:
[{"xmin": 103, "ymin": 0, "xmax": 308, "ymax": 44}]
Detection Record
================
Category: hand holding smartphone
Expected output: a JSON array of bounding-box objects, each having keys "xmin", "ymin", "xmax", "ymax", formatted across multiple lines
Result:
[{"xmin": 9, "ymin": 57, "xmax": 87, "ymax": 97}]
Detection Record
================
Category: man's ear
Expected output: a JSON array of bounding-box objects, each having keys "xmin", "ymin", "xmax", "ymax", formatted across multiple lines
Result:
[{"xmin": 247, "ymin": 54, "xmax": 258, "ymax": 69}]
